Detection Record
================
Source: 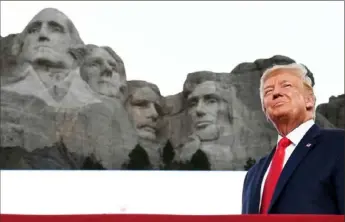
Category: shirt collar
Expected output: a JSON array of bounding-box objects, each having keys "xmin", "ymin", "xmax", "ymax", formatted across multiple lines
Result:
[{"xmin": 277, "ymin": 119, "xmax": 315, "ymax": 146}]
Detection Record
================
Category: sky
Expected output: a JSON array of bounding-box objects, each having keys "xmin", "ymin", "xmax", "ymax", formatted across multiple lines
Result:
[{"xmin": 1, "ymin": 1, "xmax": 344, "ymax": 106}]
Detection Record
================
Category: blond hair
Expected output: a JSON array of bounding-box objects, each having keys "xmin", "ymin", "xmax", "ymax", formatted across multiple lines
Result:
[{"xmin": 259, "ymin": 63, "xmax": 316, "ymax": 117}]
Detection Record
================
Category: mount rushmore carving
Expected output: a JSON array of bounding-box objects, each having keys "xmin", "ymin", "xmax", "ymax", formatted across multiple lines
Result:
[{"xmin": 0, "ymin": 8, "xmax": 343, "ymax": 170}]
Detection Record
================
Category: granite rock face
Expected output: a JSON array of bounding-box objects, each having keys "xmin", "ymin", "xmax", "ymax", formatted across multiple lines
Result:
[
  {"xmin": 0, "ymin": 33, "xmax": 20, "ymax": 86},
  {"xmin": 123, "ymin": 80, "xmax": 171, "ymax": 169},
  {"xmin": 0, "ymin": 8, "xmax": 138, "ymax": 169},
  {"xmin": 165, "ymin": 55, "xmax": 335, "ymax": 170},
  {"xmin": 165, "ymin": 71, "xmax": 253, "ymax": 170},
  {"xmin": 316, "ymin": 94, "xmax": 345, "ymax": 130},
  {"xmin": 0, "ymin": 8, "xmax": 342, "ymax": 170}
]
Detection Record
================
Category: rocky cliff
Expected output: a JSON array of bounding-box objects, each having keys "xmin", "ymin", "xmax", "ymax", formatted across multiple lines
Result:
[
  {"xmin": 317, "ymin": 94, "xmax": 345, "ymax": 130},
  {"xmin": 0, "ymin": 7, "xmax": 341, "ymax": 170}
]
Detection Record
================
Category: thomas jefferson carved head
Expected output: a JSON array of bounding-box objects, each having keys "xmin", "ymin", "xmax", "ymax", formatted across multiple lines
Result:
[{"xmin": 80, "ymin": 44, "xmax": 127, "ymax": 101}]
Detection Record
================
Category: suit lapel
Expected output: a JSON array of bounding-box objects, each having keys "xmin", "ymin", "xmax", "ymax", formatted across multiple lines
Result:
[
  {"xmin": 268, "ymin": 124, "xmax": 321, "ymax": 212},
  {"xmin": 249, "ymin": 149, "xmax": 275, "ymax": 213}
]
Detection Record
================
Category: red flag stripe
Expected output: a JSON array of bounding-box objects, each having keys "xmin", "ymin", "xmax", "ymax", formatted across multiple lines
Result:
[{"xmin": 1, "ymin": 214, "xmax": 343, "ymax": 222}]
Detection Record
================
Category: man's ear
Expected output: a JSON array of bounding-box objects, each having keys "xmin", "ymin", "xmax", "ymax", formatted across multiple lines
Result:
[
  {"xmin": 68, "ymin": 44, "xmax": 87, "ymax": 66},
  {"xmin": 11, "ymin": 35, "xmax": 23, "ymax": 57},
  {"xmin": 305, "ymin": 93, "xmax": 315, "ymax": 111}
]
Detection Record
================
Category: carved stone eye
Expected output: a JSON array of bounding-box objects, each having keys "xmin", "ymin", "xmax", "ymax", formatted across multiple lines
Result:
[
  {"xmin": 204, "ymin": 95, "xmax": 219, "ymax": 104},
  {"xmin": 48, "ymin": 21, "xmax": 65, "ymax": 33},
  {"xmin": 27, "ymin": 26, "xmax": 40, "ymax": 34},
  {"xmin": 132, "ymin": 100, "xmax": 149, "ymax": 108},
  {"xmin": 88, "ymin": 60, "xmax": 101, "ymax": 68},
  {"xmin": 51, "ymin": 26, "xmax": 62, "ymax": 32},
  {"xmin": 187, "ymin": 99, "xmax": 198, "ymax": 108},
  {"xmin": 207, "ymin": 98, "xmax": 217, "ymax": 104}
]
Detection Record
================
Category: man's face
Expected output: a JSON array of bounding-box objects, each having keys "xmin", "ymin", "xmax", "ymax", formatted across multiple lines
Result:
[
  {"xmin": 262, "ymin": 70, "xmax": 314, "ymax": 123},
  {"xmin": 81, "ymin": 47, "xmax": 125, "ymax": 100},
  {"xmin": 20, "ymin": 9, "xmax": 73, "ymax": 66},
  {"xmin": 187, "ymin": 81, "xmax": 228, "ymax": 141},
  {"xmin": 127, "ymin": 86, "xmax": 161, "ymax": 141}
]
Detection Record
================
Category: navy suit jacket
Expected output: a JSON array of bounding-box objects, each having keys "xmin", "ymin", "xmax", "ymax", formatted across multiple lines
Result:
[{"xmin": 242, "ymin": 124, "xmax": 344, "ymax": 214}]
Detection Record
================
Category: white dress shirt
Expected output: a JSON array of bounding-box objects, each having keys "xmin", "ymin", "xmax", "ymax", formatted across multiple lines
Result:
[{"xmin": 259, "ymin": 119, "xmax": 315, "ymax": 209}]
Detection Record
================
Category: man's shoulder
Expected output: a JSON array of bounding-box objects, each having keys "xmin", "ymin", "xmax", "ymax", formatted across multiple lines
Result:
[
  {"xmin": 319, "ymin": 127, "xmax": 344, "ymax": 136},
  {"xmin": 242, "ymin": 155, "xmax": 268, "ymax": 189},
  {"xmin": 309, "ymin": 125, "xmax": 344, "ymax": 158},
  {"xmin": 245, "ymin": 155, "xmax": 268, "ymax": 177},
  {"xmin": 318, "ymin": 127, "xmax": 344, "ymax": 143}
]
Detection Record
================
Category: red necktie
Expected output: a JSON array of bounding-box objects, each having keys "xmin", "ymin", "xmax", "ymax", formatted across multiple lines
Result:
[{"xmin": 260, "ymin": 137, "xmax": 292, "ymax": 214}]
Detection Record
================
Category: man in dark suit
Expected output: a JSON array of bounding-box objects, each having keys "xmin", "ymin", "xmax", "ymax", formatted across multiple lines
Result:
[{"xmin": 242, "ymin": 63, "xmax": 344, "ymax": 214}]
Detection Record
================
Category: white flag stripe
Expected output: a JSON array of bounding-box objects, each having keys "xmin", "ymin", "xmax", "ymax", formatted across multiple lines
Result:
[{"xmin": 1, "ymin": 171, "xmax": 246, "ymax": 215}]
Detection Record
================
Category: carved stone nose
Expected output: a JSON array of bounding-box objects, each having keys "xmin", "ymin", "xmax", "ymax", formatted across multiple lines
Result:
[
  {"xmin": 101, "ymin": 69, "xmax": 112, "ymax": 77},
  {"xmin": 38, "ymin": 36, "xmax": 49, "ymax": 42}
]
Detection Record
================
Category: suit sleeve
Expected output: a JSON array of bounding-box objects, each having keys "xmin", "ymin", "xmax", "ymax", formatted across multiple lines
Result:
[
  {"xmin": 241, "ymin": 171, "xmax": 249, "ymax": 214},
  {"xmin": 333, "ymin": 150, "xmax": 344, "ymax": 214}
]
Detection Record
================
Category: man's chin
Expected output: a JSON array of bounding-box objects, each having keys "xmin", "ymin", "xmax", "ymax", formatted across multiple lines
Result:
[
  {"xmin": 195, "ymin": 125, "xmax": 219, "ymax": 141},
  {"xmin": 269, "ymin": 109, "xmax": 292, "ymax": 122},
  {"xmin": 98, "ymin": 86, "xmax": 120, "ymax": 98},
  {"xmin": 23, "ymin": 49, "xmax": 70, "ymax": 68},
  {"xmin": 31, "ymin": 53, "xmax": 61, "ymax": 65},
  {"xmin": 138, "ymin": 130, "xmax": 157, "ymax": 141}
]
